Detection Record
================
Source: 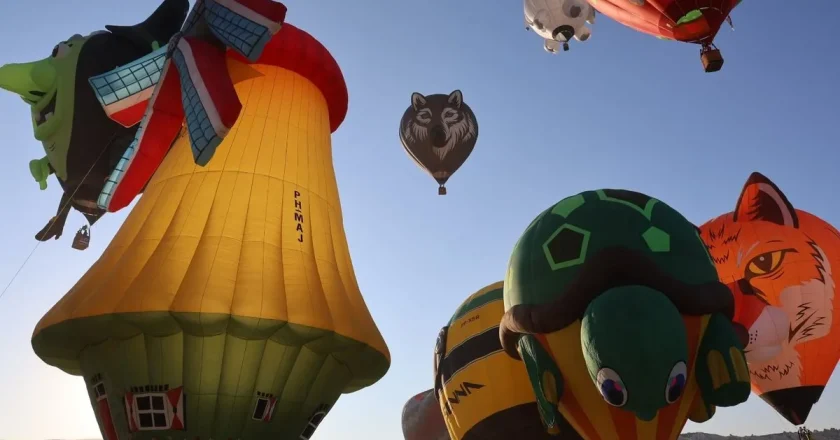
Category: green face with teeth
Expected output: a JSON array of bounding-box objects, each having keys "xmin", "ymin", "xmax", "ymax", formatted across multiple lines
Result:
[{"xmin": 0, "ymin": 33, "xmax": 90, "ymax": 180}]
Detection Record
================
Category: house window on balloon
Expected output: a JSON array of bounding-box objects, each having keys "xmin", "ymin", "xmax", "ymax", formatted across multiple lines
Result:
[
  {"xmin": 299, "ymin": 404, "xmax": 330, "ymax": 440},
  {"xmin": 124, "ymin": 385, "xmax": 185, "ymax": 432},
  {"xmin": 252, "ymin": 392, "xmax": 278, "ymax": 422},
  {"xmin": 136, "ymin": 394, "xmax": 168, "ymax": 429}
]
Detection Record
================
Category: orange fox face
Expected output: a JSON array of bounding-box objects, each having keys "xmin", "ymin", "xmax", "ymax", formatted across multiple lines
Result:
[{"xmin": 699, "ymin": 172, "xmax": 840, "ymax": 425}]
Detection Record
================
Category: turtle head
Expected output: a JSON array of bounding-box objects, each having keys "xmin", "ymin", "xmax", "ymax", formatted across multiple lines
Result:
[{"xmin": 581, "ymin": 286, "xmax": 688, "ymax": 421}]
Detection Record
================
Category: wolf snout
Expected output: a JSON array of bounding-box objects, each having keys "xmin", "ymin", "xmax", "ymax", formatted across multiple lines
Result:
[{"xmin": 430, "ymin": 125, "xmax": 447, "ymax": 148}]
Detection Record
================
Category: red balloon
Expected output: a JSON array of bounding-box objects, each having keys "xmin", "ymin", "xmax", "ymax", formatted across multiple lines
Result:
[
  {"xmin": 587, "ymin": 0, "xmax": 741, "ymax": 71},
  {"xmin": 402, "ymin": 389, "xmax": 450, "ymax": 440}
]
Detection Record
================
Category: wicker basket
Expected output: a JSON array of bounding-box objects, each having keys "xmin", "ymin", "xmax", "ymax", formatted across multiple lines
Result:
[{"xmin": 701, "ymin": 48, "xmax": 724, "ymax": 73}]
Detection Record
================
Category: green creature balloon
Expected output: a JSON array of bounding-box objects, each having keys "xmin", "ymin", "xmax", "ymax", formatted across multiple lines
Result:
[
  {"xmin": 0, "ymin": 0, "xmax": 187, "ymax": 243},
  {"xmin": 498, "ymin": 189, "xmax": 752, "ymax": 439}
]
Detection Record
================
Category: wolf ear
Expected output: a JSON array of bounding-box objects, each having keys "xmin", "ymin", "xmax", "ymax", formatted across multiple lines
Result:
[
  {"xmin": 411, "ymin": 92, "xmax": 427, "ymax": 111},
  {"xmin": 733, "ymin": 172, "xmax": 799, "ymax": 228},
  {"xmin": 448, "ymin": 89, "xmax": 463, "ymax": 108}
]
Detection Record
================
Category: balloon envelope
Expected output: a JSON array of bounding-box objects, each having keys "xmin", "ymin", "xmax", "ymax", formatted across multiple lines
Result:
[
  {"xmin": 30, "ymin": 21, "xmax": 389, "ymax": 440},
  {"xmin": 586, "ymin": 0, "xmax": 738, "ymax": 43},
  {"xmin": 433, "ymin": 282, "xmax": 582, "ymax": 439},
  {"xmin": 0, "ymin": 0, "xmax": 187, "ymax": 236},
  {"xmin": 498, "ymin": 189, "xmax": 751, "ymax": 439},
  {"xmin": 699, "ymin": 172, "xmax": 840, "ymax": 425},
  {"xmin": 402, "ymin": 389, "xmax": 450, "ymax": 440},
  {"xmin": 399, "ymin": 89, "xmax": 478, "ymax": 194}
]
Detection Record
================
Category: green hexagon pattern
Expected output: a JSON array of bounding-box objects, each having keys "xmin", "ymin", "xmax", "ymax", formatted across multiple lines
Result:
[
  {"xmin": 642, "ymin": 226, "xmax": 670, "ymax": 252},
  {"xmin": 542, "ymin": 224, "xmax": 590, "ymax": 271}
]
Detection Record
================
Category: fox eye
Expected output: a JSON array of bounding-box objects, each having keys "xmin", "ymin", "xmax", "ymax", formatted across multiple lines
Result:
[{"xmin": 746, "ymin": 249, "xmax": 793, "ymax": 277}]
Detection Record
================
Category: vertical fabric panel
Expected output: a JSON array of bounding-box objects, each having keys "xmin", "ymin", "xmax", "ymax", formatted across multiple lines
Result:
[{"xmin": 32, "ymin": 23, "xmax": 390, "ymax": 439}]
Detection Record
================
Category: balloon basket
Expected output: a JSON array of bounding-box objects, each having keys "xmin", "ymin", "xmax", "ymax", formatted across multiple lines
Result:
[
  {"xmin": 701, "ymin": 48, "xmax": 724, "ymax": 73},
  {"xmin": 438, "ymin": 186, "xmax": 447, "ymax": 195},
  {"xmin": 72, "ymin": 225, "xmax": 90, "ymax": 251}
]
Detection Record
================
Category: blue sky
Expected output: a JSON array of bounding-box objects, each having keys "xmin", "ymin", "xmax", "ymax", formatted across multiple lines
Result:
[{"xmin": 0, "ymin": 1, "xmax": 838, "ymax": 439}]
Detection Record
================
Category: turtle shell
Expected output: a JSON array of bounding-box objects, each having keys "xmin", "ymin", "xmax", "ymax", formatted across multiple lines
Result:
[{"xmin": 500, "ymin": 189, "xmax": 733, "ymax": 358}]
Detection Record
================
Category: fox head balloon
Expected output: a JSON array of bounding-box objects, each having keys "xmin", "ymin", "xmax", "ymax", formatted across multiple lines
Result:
[{"xmin": 699, "ymin": 172, "xmax": 840, "ymax": 425}]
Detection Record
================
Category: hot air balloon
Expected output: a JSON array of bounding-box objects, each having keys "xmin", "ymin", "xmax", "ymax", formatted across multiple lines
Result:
[
  {"xmin": 586, "ymin": 0, "xmax": 741, "ymax": 72},
  {"xmin": 699, "ymin": 172, "xmax": 840, "ymax": 426},
  {"xmin": 0, "ymin": 0, "xmax": 188, "ymax": 246},
  {"xmin": 29, "ymin": 18, "xmax": 390, "ymax": 440},
  {"xmin": 524, "ymin": 0, "xmax": 596, "ymax": 53},
  {"xmin": 399, "ymin": 90, "xmax": 478, "ymax": 195},
  {"xmin": 499, "ymin": 189, "xmax": 751, "ymax": 439},
  {"xmin": 92, "ymin": 0, "xmax": 290, "ymax": 215},
  {"xmin": 433, "ymin": 281, "xmax": 583, "ymax": 439},
  {"xmin": 402, "ymin": 389, "xmax": 450, "ymax": 440}
]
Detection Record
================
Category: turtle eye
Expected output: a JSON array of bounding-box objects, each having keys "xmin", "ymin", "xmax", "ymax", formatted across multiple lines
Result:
[
  {"xmin": 596, "ymin": 367, "xmax": 628, "ymax": 407},
  {"xmin": 665, "ymin": 361, "xmax": 687, "ymax": 404}
]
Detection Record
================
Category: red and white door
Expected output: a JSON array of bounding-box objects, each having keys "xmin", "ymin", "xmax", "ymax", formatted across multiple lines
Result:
[{"xmin": 92, "ymin": 382, "xmax": 119, "ymax": 440}]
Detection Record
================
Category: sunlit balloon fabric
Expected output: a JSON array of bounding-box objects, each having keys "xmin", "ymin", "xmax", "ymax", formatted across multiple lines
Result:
[
  {"xmin": 586, "ymin": 0, "xmax": 741, "ymax": 71},
  {"xmin": 93, "ymin": 0, "xmax": 289, "ymax": 213},
  {"xmin": 402, "ymin": 389, "xmax": 450, "ymax": 440},
  {"xmin": 699, "ymin": 172, "xmax": 840, "ymax": 425},
  {"xmin": 499, "ymin": 189, "xmax": 751, "ymax": 440},
  {"xmin": 30, "ymin": 22, "xmax": 390, "ymax": 440},
  {"xmin": 433, "ymin": 282, "xmax": 583, "ymax": 439}
]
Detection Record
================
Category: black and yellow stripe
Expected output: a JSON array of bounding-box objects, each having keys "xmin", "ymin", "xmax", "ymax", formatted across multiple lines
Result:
[{"xmin": 435, "ymin": 282, "xmax": 573, "ymax": 439}]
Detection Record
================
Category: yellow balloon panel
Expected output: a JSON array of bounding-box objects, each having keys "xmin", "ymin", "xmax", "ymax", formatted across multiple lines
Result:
[
  {"xmin": 33, "ymin": 61, "xmax": 388, "ymax": 374},
  {"xmin": 437, "ymin": 282, "xmax": 576, "ymax": 440}
]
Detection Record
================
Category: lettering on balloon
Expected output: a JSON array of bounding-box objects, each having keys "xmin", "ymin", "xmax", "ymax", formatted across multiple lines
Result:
[
  {"xmin": 294, "ymin": 190, "xmax": 304, "ymax": 243},
  {"xmin": 460, "ymin": 314, "xmax": 479, "ymax": 328}
]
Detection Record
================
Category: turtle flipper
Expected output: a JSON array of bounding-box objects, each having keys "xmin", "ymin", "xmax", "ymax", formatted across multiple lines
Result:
[
  {"xmin": 687, "ymin": 395, "xmax": 715, "ymax": 423},
  {"xmin": 519, "ymin": 334, "xmax": 565, "ymax": 435},
  {"xmin": 694, "ymin": 313, "xmax": 751, "ymax": 407}
]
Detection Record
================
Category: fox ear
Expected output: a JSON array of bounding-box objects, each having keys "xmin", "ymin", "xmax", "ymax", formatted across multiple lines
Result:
[
  {"xmin": 733, "ymin": 172, "xmax": 799, "ymax": 228},
  {"xmin": 411, "ymin": 92, "xmax": 427, "ymax": 111},
  {"xmin": 448, "ymin": 89, "xmax": 463, "ymax": 108}
]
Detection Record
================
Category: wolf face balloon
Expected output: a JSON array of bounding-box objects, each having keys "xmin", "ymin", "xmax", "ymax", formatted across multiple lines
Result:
[{"xmin": 399, "ymin": 89, "xmax": 478, "ymax": 195}]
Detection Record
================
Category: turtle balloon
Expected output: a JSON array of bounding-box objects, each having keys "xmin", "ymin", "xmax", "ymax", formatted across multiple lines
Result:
[{"xmin": 500, "ymin": 189, "xmax": 751, "ymax": 439}]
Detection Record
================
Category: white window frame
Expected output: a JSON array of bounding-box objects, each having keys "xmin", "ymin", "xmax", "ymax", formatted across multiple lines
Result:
[
  {"xmin": 252, "ymin": 397, "xmax": 271, "ymax": 421},
  {"xmin": 133, "ymin": 392, "xmax": 171, "ymax": 431},
  {"xmin": 299, "ymin": 410, "xmax": 327, "ymax": 439},
  {"xmin": 92, "ymin": 381, "xmax": 107, "ymax": 403}
]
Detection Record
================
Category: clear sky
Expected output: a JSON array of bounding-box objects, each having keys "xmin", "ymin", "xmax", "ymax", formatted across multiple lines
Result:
[{"xmin": 0, "ymin": 1, "xmax": 838, "ymax": 439}]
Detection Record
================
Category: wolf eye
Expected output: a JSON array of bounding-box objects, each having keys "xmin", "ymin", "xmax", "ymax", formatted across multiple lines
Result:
[
  {"xmin": 415, "ymin": 109, "xmax": 432, "ymax": 123},
  {"xmin": 746, "ymin": 250, "xmax": 791, "ymax": 277}
]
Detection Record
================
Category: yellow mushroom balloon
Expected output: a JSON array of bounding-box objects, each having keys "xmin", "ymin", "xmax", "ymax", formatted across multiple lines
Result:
[{"xmin": 30, "ymin": 19, "xmax": 389, "ymax": 440}]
